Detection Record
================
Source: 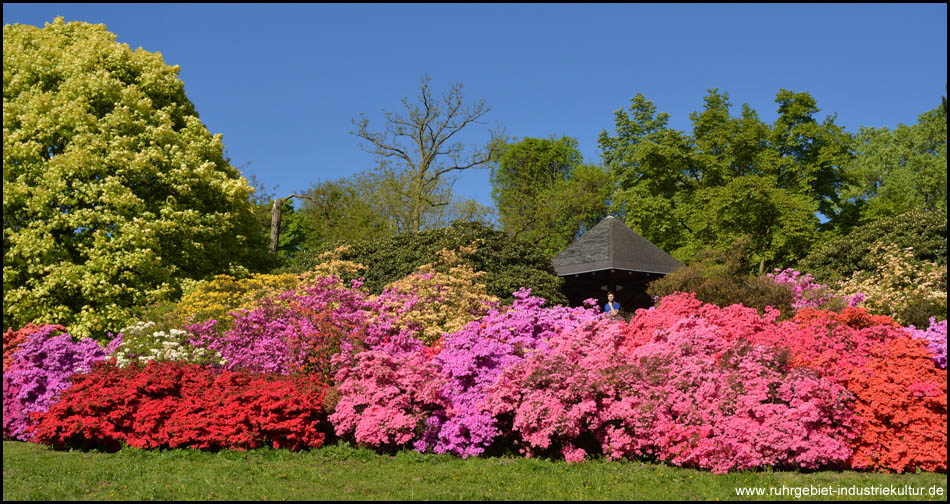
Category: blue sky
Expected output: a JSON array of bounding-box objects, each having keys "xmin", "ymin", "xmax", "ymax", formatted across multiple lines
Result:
[{"xmin": 4, "ymin": 4, "xmax": 947, "ymax": 212}]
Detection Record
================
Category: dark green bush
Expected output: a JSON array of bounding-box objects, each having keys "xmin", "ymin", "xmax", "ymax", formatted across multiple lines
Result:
[
  {"xmin": 284, "ymin": 221, "xmax": 567, "ymax": 306},
  {"xmin": 800, "ymin": 209, "xmax": 947, "ymax": 283},
  {"xmin": 647, "ymin": 239, "xmax": 795, "ymax": 317}
]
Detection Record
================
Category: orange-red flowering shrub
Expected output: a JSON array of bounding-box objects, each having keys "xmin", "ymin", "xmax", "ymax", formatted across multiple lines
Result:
[
  {"xmin": 846, "ymin": 337, "xmax": 947, "ymax": 473},
  {"xmin": 32, "ymin": 361, "xmax": 328, "ymax": 452}
]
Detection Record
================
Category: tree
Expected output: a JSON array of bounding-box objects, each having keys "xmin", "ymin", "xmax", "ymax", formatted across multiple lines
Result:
[
  {"xmin": 3, "ymin": 18, "xmax": 269, "ymax": 338},
  {"xmin": 351, "ymin": 76, "xmax": 498, "ymax": 232},
  {"xmin": 599, "ymin": 89, "xmax": 850, "ymax": 271},
  {"xmin": 839, "ymin": 106, "xmax": 947, "ymax": 226},
  {"xmin": 490, "ymin": 135, "xmax": 609, "ymax": 258}
]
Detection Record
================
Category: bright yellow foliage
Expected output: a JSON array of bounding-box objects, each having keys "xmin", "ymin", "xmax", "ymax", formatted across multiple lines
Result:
[{"xmin": 174, "ymin": 273, "xmax": 301, "ymax": 326}]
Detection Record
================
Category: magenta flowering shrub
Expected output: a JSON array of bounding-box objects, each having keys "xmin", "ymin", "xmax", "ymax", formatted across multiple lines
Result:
[
  {"xmin": 329, "ymin": 349, "xmax": 448, "ymax": 449},
  {"xmin": 907, "ymin": 317, "xmax": 948, "ymax": 369},
  {"xmin": 425, "ymin": 288, "xmax": 601, "ymax": 457},
  {"xmin": 487, "ymin": 316, "xmax": 858, "ymax": 473},
  {"xmin": 189, "ymin": 276, "xmax": 380, "ymax": 377},
  {"xmin": 767, "ymin": 268, "xmax": 862, "ymax": 311},
  {"xmin": 2, "ymin": 325, "xmax": 121, "ymax": 440}
]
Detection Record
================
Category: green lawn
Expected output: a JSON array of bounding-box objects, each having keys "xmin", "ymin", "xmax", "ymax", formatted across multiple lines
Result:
[{"xmin": 3, "ymin": 441, "xmax": 947, "ymax": 501}]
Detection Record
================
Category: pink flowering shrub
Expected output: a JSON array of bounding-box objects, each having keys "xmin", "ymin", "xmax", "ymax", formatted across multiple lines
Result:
[
  {"xmin": 3, "ymin": 325, "xmax": 121, "ymax": 440},
  {"xmin": 424, "ymin": 288, "xmax": 600, "ymax": 457},
  {"xmin": 328, "ymin": 349, "xmax": 448, "ymax": 450},
  {"xmin": 767, "ymin": 268, "xmax": 862, "ymax": 311},
  {"xmin": 906, "ymin": 317, "xmax": 947, "ymax": 369},
  {"xmin": 487, "ymin": 316, "xmax": 857, "ymax": 473}
]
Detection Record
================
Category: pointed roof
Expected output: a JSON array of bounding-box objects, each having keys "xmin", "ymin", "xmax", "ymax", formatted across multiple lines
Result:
[{"xmin": 551, "ymin": 216, "xmax": 684, "ymax": 276}]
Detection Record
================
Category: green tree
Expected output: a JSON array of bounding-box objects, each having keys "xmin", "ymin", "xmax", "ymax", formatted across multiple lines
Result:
[
  {"xmin": 3, "ymin": 18, "xmax": 269, "ymax": 338},
  {"xmin": 839, "ymin": 106, "xmax": 947, "ymax": 226},
  {"xmin": 351, "ymin": 76, "xmax": 498, "ymax": 232},
  {"xmin": 490, "ymin": 136, "xmax": 609, "ymax": 257},
  {"xmin": 599, "ymin": 88, "xmax": 850, "ymax": 271}
]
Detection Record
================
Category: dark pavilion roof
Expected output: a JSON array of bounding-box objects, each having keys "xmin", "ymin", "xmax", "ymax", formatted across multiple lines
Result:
[{"xmin": 551, "ymin": 216, "xmax": 684, "ymax": 276}]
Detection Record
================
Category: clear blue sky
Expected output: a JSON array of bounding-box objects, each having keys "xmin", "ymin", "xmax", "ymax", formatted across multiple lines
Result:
[{"xmin": 4, "ymin": 4, "xmax": 947, "ymax": 211}]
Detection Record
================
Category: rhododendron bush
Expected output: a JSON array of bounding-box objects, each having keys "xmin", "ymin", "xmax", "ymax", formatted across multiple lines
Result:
[{"xmin": 32, "ymin": 361, "xmax": 328, "ymax": 452}]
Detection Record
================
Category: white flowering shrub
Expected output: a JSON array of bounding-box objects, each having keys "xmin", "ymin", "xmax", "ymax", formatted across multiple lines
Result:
[{"xmin": 113, "ymin": 321, "xmax": 226, "ymax": 368}]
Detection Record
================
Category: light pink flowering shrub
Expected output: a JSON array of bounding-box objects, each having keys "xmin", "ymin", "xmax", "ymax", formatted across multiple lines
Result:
[{"xmin": 906, "ymin": 317, "xmax": 948, "ymax": 369}]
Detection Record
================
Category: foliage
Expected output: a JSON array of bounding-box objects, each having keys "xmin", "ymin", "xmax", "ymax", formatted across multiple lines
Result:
[
  {"xmin": 3, "ymin": 323, "xmax": 66, "ymax": 372},
  {"xmin": 840, "ymin": 106, "xmax": 947, "ymax": 225},
  {"xmin": 425, "ymin": 289, "xmax": 601, "ymax": 457},
  {"xmin": 3, "ymin": 18, "xmax": 270, "ymax": 338},
  {"xmin": 350, "ymin": 75, "xmax": 498, "ymax": 233},
  {"xmin": 3, "ymin": 325, "xmax": 121, "ymax": 440},
  {"xmin": 32, "ymin": 361, "xmax": 328, "ymax": 452},
  {"xmin": 846, "ymin": 337, "xmax": 947, "ymax": 473},
  {"xmin": 646, "ymin": 239, "xmax": 795, "ymax": 315},
  {"xmin": 598, "ymin": 89, "xmax": 851, "ymax": 268},
  {"xmin": 489, "ymin": 136, "xmax": 609, "ymax": 258},
  {"xmin": 288, "ymin": 221, "xmax": 567, "ymax": 306},
  {"xmin": 111, "ymin": 320, "xmax": 224, "ymax": 368},
  {"xmin": 834, "ymin": 242, "xmax": 947, "ymax": 327},
  {"xmin": 798, "ymin": 208, "xmax": 947, "ymax": 283}
]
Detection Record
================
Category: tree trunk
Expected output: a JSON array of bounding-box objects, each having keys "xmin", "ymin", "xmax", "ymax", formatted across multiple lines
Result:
[{"xmin": 269, "ymin": 198, "xmax": 284, "ymax": 255}]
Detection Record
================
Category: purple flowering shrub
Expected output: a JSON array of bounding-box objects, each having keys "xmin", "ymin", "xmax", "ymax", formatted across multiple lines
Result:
[
  {"xmin": 424, "ymin": 288, "xmax": 601, "ymax": 457},
  {"xmin": 907, "ymin": 317, "xmax": 948, "ymax": 369},
  {"xmin": 3, "ymin": 325, "xmax": 121, "ymax": 440},
  {"xmin": 767, "ymin": 268, "xmax": 863, "ymax": 311}
]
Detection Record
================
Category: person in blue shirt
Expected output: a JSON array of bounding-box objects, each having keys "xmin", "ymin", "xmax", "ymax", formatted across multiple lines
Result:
[{"xmin": 604, "ymin": 291, "xmax": 621, "ymax": 318}]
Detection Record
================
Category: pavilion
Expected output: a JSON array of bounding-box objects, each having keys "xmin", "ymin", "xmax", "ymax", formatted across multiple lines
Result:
[{"xmin": 551, "ymin": 216, "xmax": 683, "ymax": 312}]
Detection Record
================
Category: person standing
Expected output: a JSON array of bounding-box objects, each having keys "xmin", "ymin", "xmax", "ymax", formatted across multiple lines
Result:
[{"xmin": 604, "ymin": 291, "xmax": 621, "ymax": 319}]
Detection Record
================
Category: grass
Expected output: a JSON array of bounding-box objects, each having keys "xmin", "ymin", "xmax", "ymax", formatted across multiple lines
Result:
[{"xmin": 3, "ymin": 440, "xmax": 947, "ymax": 501}]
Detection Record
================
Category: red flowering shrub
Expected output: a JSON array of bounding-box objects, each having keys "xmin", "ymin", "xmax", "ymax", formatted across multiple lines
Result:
[
  {"xmin": 847, "ymin": 337, "xmax": 948, "ymax": 473},
  {"xmin": 32, "ymin": 361, "xmax": 328, "ymax": 452},
  {"xmin": 3, "ymin": 324, "xmax": 67, "ymax": 372}
]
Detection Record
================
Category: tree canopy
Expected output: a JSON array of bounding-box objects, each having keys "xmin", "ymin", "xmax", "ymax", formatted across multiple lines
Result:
[
  {"xmin": 3, "ymin": 18, "xmax": 269, "ymax": 338},
  {"xmin": 490, "ymin": 135, "xmax": 610, "ymax": 258},
  {"xmin": 598, "ymin": 89, "xmax": 852, "ymax": 272}
]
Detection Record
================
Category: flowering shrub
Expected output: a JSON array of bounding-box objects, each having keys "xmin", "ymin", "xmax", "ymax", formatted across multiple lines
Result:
[
  {"xmin": 329, "ymin": 349, "xmax": 448, "ymax": 450},
  {"xmin": 426, "ymin": 288, "xmax": 600, "ymax": 457},
  {"xmin": 767, "ymin": 268, "xmax": 861, "ymax": 311},
  {"xmin": 3, "ymin": 326, "xmax": 121, "ymax": 440},
  {"xmin": 834, "ymin": 242, "xmax": 947, "ymax": 326},
  {"xmin": 32, "ymin": 361, "xmax": 328, "ymax": 451},
  {"xmin": 112, "ymin": 321, "xmax": 225, "ymax": 368},
  {"xmin": 369, "ymin": 247, "xmax": 499, "ymax": 347},
  {"xmin": 906, "ymin": 318, "xmax": 947, "ymax": 369},
  {"xmin": 847, "ymin": 337, "xmax": 947, "ymax": 473},
  {"xmin": 189, "ymin": 276, "xmax": 376, "ymax": 379},
  {"xmin": 487, "ymin": 316, "xmax": 857, "ymax": 473},
  {"xmin": 175, "ymin": 272, "xmax": 303, "ymax": 329},
  {"xmin": 3, "ymin": 324, "xmax": 67, "ymax": 372}
]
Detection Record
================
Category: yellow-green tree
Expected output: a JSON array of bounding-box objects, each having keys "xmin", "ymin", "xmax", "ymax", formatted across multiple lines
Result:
[{"xmin": 3, "ymin": 18, "xmax": 269, "ymax": 338}]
